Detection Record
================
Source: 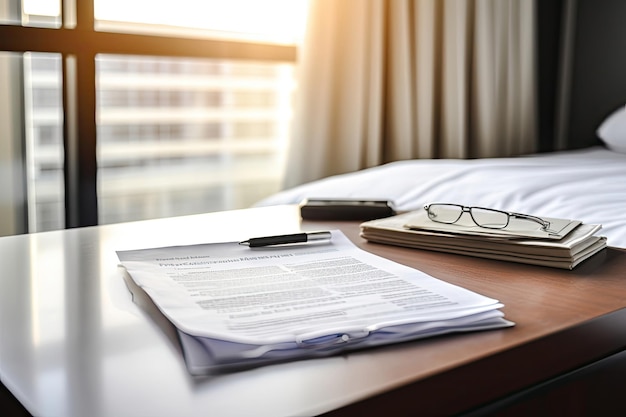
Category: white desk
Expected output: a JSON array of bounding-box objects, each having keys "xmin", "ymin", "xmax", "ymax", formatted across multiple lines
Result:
[{"xmin": 1, "ymin": 205, "xmax": 626, "ymax": 416}]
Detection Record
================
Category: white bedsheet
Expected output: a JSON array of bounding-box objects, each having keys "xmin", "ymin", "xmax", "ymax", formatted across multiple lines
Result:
[{"xmin": 256, "ymin": 146, "xmax": 626, "ymax": 248}]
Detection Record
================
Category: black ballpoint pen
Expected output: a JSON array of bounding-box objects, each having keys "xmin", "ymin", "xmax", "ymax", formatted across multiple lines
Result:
[{"xmin": 239, "ymin": 231, "xmax": 332, "ymax": 248}]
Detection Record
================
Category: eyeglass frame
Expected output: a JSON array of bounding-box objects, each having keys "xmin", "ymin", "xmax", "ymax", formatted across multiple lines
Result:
[{"xmin": 423, "ymin": 203, "xmax": 551, "ymax": 231}]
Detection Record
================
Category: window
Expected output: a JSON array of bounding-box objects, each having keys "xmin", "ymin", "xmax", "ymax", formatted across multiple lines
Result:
[{"xmin": 0, "ymin": 0, "xmax": 306, "ymax": 234}]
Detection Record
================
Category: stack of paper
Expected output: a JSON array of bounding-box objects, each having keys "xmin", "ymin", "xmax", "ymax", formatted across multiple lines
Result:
[
  {"xmin": 117, "ymin": 230, "xmax": 513, "ymax": 373},
  {"xmin": 361, "ymin": 210, "xmax": 607, "ymax": 269}
]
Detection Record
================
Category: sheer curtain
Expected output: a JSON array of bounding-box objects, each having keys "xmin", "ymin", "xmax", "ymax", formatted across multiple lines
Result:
[{"xmin": 284, "ymin": 0, "xmax": 537, "ymax": 188}]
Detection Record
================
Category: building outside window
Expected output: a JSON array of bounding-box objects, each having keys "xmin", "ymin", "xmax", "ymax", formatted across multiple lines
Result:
[{"xmin": 0, "ymin": 0, "xmax": 306, "ymax": 234}]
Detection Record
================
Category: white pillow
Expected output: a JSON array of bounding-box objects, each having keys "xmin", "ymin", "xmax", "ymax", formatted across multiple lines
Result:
[{"xmin": 597, "ymin": 104, "xmax": 626, "ymax": 153}]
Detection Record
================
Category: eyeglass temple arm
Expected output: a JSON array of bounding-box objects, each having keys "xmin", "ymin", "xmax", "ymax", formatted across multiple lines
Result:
[{"xmin": 510, "ymin": 212, "xmax": 551, "ymax": 230}]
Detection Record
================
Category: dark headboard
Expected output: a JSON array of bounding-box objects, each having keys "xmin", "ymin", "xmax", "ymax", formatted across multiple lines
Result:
[
  {"xmin": 568, "ymin": 0, "xmax": 626, "ymax": 148},
  {"xmin": 537, "ymin": 0, "xmax": 626, "ymax": 151}
]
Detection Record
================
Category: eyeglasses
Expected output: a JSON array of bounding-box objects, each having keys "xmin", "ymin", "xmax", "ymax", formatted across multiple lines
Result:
[{"xmin": 423, "ymin": 203, "xmax": 551, "ymax": 231}]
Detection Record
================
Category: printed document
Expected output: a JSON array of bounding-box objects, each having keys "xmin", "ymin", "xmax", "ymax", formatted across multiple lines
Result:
[{"xmin": 118, "ymin": 231, "xmax": 512, "ymax": 371}]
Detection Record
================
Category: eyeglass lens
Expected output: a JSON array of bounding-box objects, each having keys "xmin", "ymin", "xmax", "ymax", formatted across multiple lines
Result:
[{"xmin": 426, "ymin": 204, "xmax": 509, "ymax": 229}]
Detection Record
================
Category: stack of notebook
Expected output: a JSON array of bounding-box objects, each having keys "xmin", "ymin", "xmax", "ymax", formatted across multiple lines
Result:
[{"xmin": 360, "ymin": 208, "xmax": 607, "ymax": 269}]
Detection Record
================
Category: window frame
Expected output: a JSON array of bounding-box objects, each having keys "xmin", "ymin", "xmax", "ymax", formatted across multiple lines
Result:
[{"xmin": 0, "ymin": 0, "xmax": 296, "ymax": 229}]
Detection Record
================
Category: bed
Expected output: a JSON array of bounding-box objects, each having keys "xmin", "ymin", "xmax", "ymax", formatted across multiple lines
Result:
[{"xmin": 255, "ymin": 107, "xmax": 626, "ymax": 249}]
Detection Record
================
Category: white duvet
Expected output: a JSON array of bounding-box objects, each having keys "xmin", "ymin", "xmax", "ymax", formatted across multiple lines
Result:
[{"xmin": 256, "ymin": 146, "xmax": 626, "ymax": 248}]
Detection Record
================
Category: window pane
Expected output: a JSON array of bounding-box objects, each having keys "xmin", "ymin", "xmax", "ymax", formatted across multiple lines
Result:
[
  {"xmin": 96, "ymin": 55, "xmax": 294, "ymax": 224},
  {"xmin": 94, "ymin": 0, "xmax": 308, "ymax": 43},
  {"xmin": 24, "ymin": 52, "xmax": 65, "ymax": 232},
  {"xmin": 0, "ymin": 52, "xmax": 25, "ymax": 235},
  {"xmin": 0, "ymin": 0, "xmax": 62, "ymax": 28}
]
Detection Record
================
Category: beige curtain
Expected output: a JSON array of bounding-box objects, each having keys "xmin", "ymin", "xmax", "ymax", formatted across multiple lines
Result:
[{"xmin": 284, "ymin": 0, "xmax": 537, "ymax": 188}]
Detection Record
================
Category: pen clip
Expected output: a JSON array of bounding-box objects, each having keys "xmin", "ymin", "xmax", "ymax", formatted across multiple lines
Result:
[{"xmin": 295, "ymin": 328, "xmax": 370, "ymax": 350}]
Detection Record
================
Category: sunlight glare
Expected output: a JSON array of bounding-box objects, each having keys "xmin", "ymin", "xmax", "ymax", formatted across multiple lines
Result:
[
  {"xmin": 23, "ymin": 0, "xmax": 60, "ymax": 16},
  {"xmin": 94, "ymin": 0, "xmax": 308, "ymax": 42}
]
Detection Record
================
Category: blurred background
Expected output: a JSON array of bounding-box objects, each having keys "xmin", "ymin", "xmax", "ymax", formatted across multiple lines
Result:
[{"xmin": 0, "ymin": 0, "xmax": 307, "ymax": 234}]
